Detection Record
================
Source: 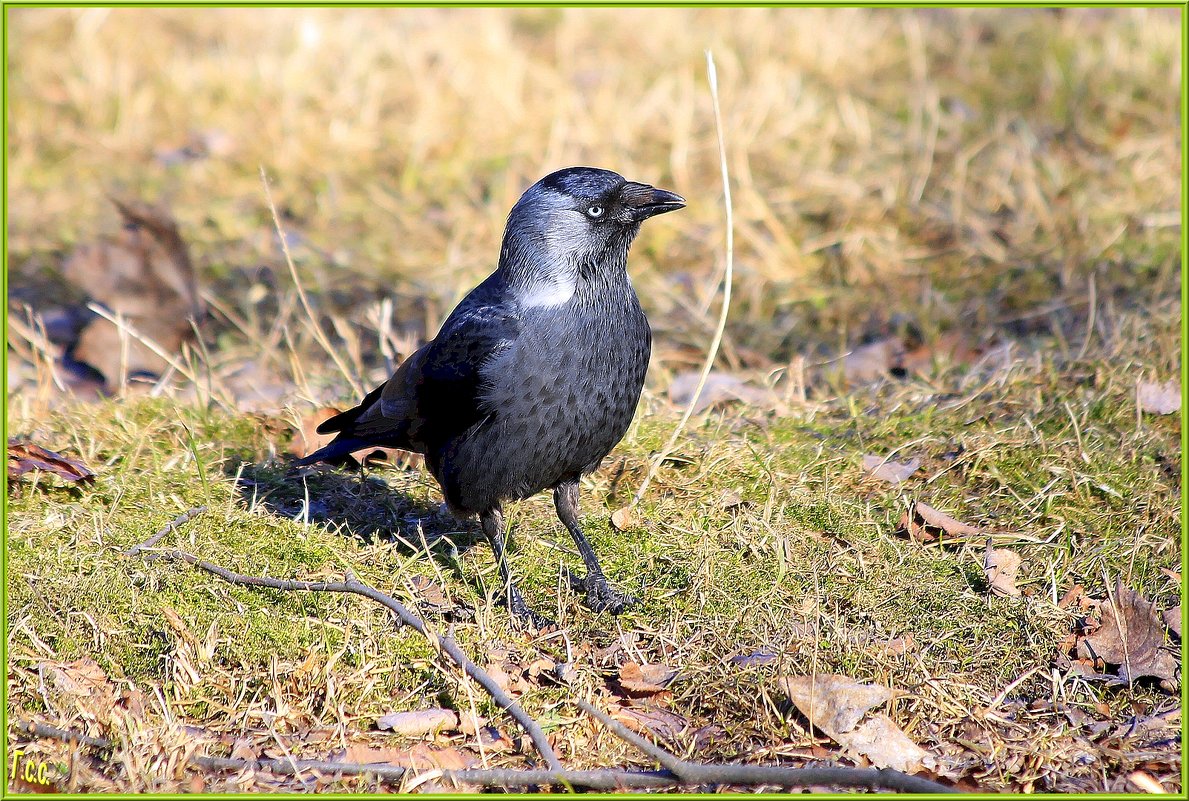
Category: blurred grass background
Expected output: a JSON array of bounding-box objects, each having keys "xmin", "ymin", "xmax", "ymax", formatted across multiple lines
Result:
[
  {"xmin": 8, "ymin": 7, "xmax": 1179, "ymax": 390},
  {"xmin": 4, "ymin": 7, "xmax": 1183, "ymax": 792}
]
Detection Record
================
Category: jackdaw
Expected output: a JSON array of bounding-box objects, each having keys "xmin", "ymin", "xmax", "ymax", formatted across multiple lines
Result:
[{"xmin": 297, "ymin": 167, "xmax": 685, "ymax": 626}]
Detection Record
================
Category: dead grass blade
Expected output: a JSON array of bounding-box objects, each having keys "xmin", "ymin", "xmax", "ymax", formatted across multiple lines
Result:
[{"xmin": 633, "ymin": 50, "xmax": 734, "ymax": 506}]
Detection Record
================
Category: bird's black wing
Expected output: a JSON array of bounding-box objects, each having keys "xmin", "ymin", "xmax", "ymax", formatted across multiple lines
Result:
[{"xmin": 297, "ymin": 274, "xmax": 520, "ymax": 464}]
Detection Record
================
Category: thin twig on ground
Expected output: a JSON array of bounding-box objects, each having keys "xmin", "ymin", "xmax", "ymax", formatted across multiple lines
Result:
[
  {"xmin": 575, "ymin": 699, "xmax": 957, "ymax": 794},
  {"xmin": 123, "ymin": 537, "xmax": 562, "ymax": 771},
  {"xmin": 120, "ymin": 519, "xmax": 954, "ymax": 792},
  {"xmin": 121, "ymin": 505, "xmax": 208, "ymax": 556},
  {"xmin": 20, "ymin": 716, "xmax": 955, "ymax": 793}
]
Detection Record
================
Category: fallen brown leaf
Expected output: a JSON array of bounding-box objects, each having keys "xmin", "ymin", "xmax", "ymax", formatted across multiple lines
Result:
[
  {"xmin": 669, "ymin": 371, "xmax": 780, "ymax": 414},
  {"xmin": 1137, "ymin": 380, "xmax": 1180, "ymax": 415},
  {"xmin": 1162, "ymin": 606, "xmax": 1181, "ymax": 639},
  {"xmin": 554, "ymin": 662, "xmax": 579, "ymax": 684},
  {"xmin": 289, "ymin": 408, "xmax": 340, "ymax": 459},
  {"xmin": 1058, "ymin": 584, "xmax": 1085, "ymax": 609},
  {"xmin": 376, "ymin": 708, "xmax": 459, "ymax": 737},
  {"xmin": 691, "ymin": 723, "xmax": 727, "ymax": 753},
  {"xmin": 898, "ymin": 509, "xmax": 936, "ymax": 543},
  {"xmin": 409, "ymin": 576, "xmax": 453, "ymax": 612},
  {"xmin": 780, "ymin": 674, "xmax": 893, "ymax": 740},
  {"xmin": 1126, "ymin": 770, "xmax": 1166, "ymax": 793},
  {"xmin": 899, "ymin": 501, "xmax": 983, "ymax": 543},
  {"xmin": 718, "ymin": 489, "xmax": 746, "ymax": 509},
  {"xmin": 901, "ymin": 330, "xmax": 983, "ymax": 376},
  {"xmin": 8, "ymin": 441, "xmax": 96, "ymax": 483},
  {"xmin": 1084, "ymin": 582, "xmax": 1178, "ymax": 683},
  {"xmin": 837, "ymin": 714, "xmax": 933, "ymax": 774},
  {"xmin": 915, "ymin": 501, "xmax": 982, "ymax": 536},
  {"xmin": 63, "ymin": 197, "xmax": 203, "ymax": 385},
  {"xmin": 618, "ymin": 662, "xmax": 678, "ymax": 695},
  {"xmin": 485, "ymin": 664, "xmax": 513, "ymax": 696},
  {"xmin": 477, "ymin": 726, "xmax": 515, "ymax": 752},
  {"xmin": 861, "ymin": 454, "xmax": 921, "ymax": 485},
  {"xmin": 610, "ymin": 507, "xmax": 636, "ymax": 531},
  {"xmin": 729, "ymin": 650, "xmax": 778, "ymax": 667},
  {"xmin": 879, "ymin": 635, "xmax": 917, "ymax": 657},
  {"xmin": 337, "ymin": 742, "xmax": 475, "ymax": 771},
  {"xmin": 456, "ymin": 712, "xmax": 487, "ymax": 736},
  {"xmin": 42, "ymin": 658, "xmax": 112, "ymax": 699},
  {"xmin": 611, "ymin": 702, "xmax": 690, "ymax": 745},
  {"xmin": 230, "ymin": 739, "xmax": 258, "ymax": 761},
  {"xmin": 844, "ymin": 337, "xmax": 906, "ymax": 384},
  {"xmin": 983, "ymin": 543, "xmax": 1023, "ymax": 597}
]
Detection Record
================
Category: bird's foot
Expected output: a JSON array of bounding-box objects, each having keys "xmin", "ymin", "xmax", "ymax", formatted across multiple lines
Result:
[
  {"xmin": 565, "ymin": 569, "xmax": 636, "ymax": 614},
  {"xmin": 507, "ymin": 588, "xmax": 556, "ymax": 632}
]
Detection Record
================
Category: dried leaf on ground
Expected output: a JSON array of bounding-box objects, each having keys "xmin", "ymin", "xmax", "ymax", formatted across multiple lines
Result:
[
  {"xmin": 899, "ymin": 501, "xmax": 983, "ymax": 543},
  {"xmin": 691, "ymin": 723, "xmax": 727, "ymax": 753},
  {"xmin": 1162, "ymin": 606, "xmax": 1181, "ymax": 638},
  {"xmin": 861, "ymin": 454, "xmax": 921, "ymax": 484},
  {"xmin": 611, "ymin": 703, "xmax": 690, "ymax": 745},
  {"xmin": 63, "ymin": 197, "xmax": 203, "ymax": 384},
  {"xmin": 983, "ymin": 544, "xmax": 1023, "ymax": 597},
  {"xmin": 409, "ymin": 576, "xmax": 452, "ymax": 612},
  {"xmin": 456, "ymin": 712, "xmax": 487, "ymax": 736},
  {"xmin": 729, "ymin": 650, "xmax": 777, "ymax": 667},
  {"xmin": 1084, "ymin": 582, "xmax": 1178, "ymax": 683},
  {"xmin": 8, "ymin": 441, "xmax": 96, "ymax": 483},
  {"xmin": 879, "ymin": 636, "xmax": 917, "ymax": 656},
  {"xmin": 1058, "ymin": 585, "xmax": 1085, "ymax": 609},
  {"xmin": 230, "ymin": 739, "xmax": 258, "ymax": 761},
  {"xmin": 1137, "ymin": 380, "xmax": 1181, "ymax": 415},
  {"xmin": 618, "ymin": 662, "xmax": 678, "ymax": 695},
  {"xmin": 901, "ymin": 330, "xmax": 984, "ymax": 375},
  {"xmin": 42, "ymin": 658, "xmax": 112, "ymax": 699},
  {"xmin": 337, "ymin": 742, "xmax": 475, "ymax": 770},
  {"xmin": 844, "ymin": 337, "xmax": 905, "ymax": 384},
  {"xmin": 780, "ymin": 674, "xmax": 893, "ymax": 740},
  {"xmin": 610, "ymin": 506, "xmax": 636, "ymax": 531},
  {"xmin": 1127, "ymin": 771, "xmax": 1167, "ymax": 793},
  {"xmin": 668, "ymin": 371, "xmax": 780, "ymax": 414},
  {"xmin": 718, "ymin": 489, "xmax": 747, "ymax": 509},
  {"xmin": 477, "ymin": 726, "xmax": 515, "ymax": 752},
  {"xmin": 838, "ymin": 713, "xmax": 934, "ymax": 774},
  {"xmin": 376, "ymin": 708, "xmax": 460, "ymax": 737},
  {"xmin": 484, "ymin": 664, "xmax": 513, "ymax": 696},
  {"xmin": 554, "ymin": 662, "xmax": 579, "ymax": 684}
]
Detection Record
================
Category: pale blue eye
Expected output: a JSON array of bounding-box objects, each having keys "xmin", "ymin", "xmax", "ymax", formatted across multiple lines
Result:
[{"xmin": 586, "ymin": 205, "xmax": 604, "ymax": 218}]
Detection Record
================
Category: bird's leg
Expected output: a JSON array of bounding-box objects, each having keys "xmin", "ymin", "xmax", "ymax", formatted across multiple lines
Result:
[
  {"xmin": 554, "ymin": 481, "xmax": 636, "ymax": 614},
  {"xmin": 479, "ymin": 505, "xmax": 553, "ymax": 630}
]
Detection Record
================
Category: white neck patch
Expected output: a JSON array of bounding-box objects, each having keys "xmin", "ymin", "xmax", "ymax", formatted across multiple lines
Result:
[{"xmin": 518, "ymin": 276, "xmax": 577, "ymax": 309}]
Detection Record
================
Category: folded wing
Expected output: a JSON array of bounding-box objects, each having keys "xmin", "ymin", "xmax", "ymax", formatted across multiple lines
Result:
[{"xmin": 295, "ymin": 277, "xmax": 520, "ymax": 466}]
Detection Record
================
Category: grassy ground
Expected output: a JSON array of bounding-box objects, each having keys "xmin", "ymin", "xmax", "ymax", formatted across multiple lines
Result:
[{"xmin": 6, "ymin": 6, "xmax": 1183, "ymax": 793}]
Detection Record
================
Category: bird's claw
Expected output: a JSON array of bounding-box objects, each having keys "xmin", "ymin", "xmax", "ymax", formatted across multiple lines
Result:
[
  {"xmin": 565, "ymin": 568, "xmax": 636, "ymax": 614},
  {"xmin": 507, "ymin": 588, "xmax": 557, "ymax": 632}
]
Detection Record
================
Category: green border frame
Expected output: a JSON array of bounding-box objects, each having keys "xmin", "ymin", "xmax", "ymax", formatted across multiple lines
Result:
[{"xmin": 1, "ymin": 2, "xmax": 1184, "ymax": 798}]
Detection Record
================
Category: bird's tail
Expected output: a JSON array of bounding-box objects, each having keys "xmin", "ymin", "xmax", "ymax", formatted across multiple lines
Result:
[{"xmin": 292, "ymin": 436, "xmax": 376, "ymax": 467}]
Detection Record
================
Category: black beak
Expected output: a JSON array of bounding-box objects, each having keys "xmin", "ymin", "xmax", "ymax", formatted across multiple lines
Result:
[{"xmin": 620, "ymin": 182, "xmax": 686, "ymax": 221}]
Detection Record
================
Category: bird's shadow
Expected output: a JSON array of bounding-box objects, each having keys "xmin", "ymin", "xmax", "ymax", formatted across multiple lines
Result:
[{"xmin": 228, "ymin": 459, "xmax": 485, "ymax": 582}]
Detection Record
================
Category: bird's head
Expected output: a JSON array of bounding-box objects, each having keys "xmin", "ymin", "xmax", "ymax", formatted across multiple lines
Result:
[{"xmin": 500, "ymin": 167, "xmax": 685, "ymax": 306}]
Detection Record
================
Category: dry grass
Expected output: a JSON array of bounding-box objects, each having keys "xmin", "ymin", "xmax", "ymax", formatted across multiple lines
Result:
[{"xmin": 6, "ymin": 6, "xmax": 1182, "ymax": 794}]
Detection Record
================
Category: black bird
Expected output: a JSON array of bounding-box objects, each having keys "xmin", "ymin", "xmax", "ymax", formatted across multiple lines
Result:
[{"xmin": 297, "ymin": 167, "xmax": 685, "ymax": 626}]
